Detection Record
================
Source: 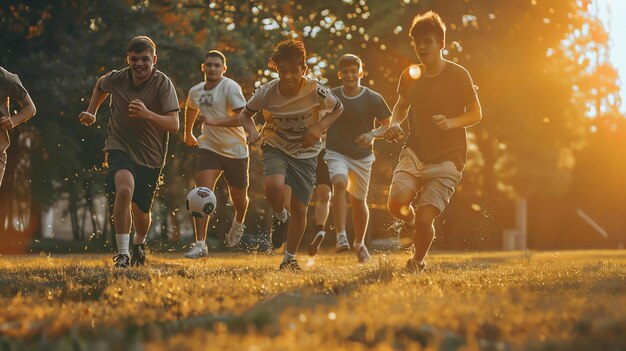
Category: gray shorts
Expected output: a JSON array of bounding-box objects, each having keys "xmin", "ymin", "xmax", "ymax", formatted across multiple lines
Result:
[
  {"xmin": 390, "ymin": 148, "xmax": 462, "ymax": 213},
  {"xmin": 262, "ymin": 145, "xmax": 317, "ymax": 204}
]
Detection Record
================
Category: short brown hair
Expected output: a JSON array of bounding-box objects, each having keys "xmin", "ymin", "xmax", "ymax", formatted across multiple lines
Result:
[
  {"xmin": 338, "ymin": 54, "xmax": 362, "ymax": 71},
  {"xmin": 127, "ymin": 36, "xmax": 156, "ymax": 55},
  {"xmin": 409, "ymin": 11, "xmax": 446, "ymax": 44},
  {"xmin": 268, "ymin": 39, "xmax": 307, "ymax": 71},
  {"xmin": 205, "ymin": 50, "xmax": 226, "ymax": 65}
]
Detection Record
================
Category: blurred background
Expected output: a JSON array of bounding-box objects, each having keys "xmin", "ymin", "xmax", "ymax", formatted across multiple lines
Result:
[{"xmin": 1, "ymin": 0, "xmax": 624, "ymax": 254}]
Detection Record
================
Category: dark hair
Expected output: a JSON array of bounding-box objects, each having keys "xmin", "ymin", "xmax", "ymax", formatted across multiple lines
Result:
[
  {"xmin": 338, "ymin": 54, "xmax": 362, "ymax": 71},
  {"xmin": 409, "ymin": 11, "xmax": 446, "ymax": 45},
  {"xmin": 204, "ymin": 50, "xmax": 226, "ymax": 65},
  {"xmin": 127, "ymin": 36, "xmax": 156, "ymax": 55},
  {"xmin": 268, "ymin": 39, "xmax": 307, "ymax": 70}
]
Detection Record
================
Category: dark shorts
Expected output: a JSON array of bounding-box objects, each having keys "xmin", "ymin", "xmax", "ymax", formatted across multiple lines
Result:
[
  {"xmin": 195, "ymin": 148, "xmax": 249, "ymax": 188},
  {"xmin": 262, "ymin": 145, "xmax": 317, "ymax": 204},
  {"xmin": 105, "ymin": 150, "xmax": 162, "ymax": 213},
  {"xmin": 315, "ymin": 149, "xmax": 331, "ymax": 187}
]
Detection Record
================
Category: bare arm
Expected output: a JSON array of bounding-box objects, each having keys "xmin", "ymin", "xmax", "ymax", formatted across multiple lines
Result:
[
  {"xmin": 184, "ymin": 106, "xmax": 200, "ymax": 146},
  {"xmin": 316, "ymin": 104, "xmax": 344, "ymax": 131},
  {"xmin": 432, "ymin": 100, "xmax": 482, "ymax": 131},
  {"xmin": 204, "ymin": 107, "xmax": 244, "ymax": 127},
  {"xmin": 0, "ymin": 94, "xmax": 36, "ymax": 130},
  {"xmin": 383, "ymin": 94, "xmax": 410, "ymax": 142},
  {"xmin": 355, "ymin": 117, "xmax": 391, "ymax": 149},
  {"xmin": 79, "ymin": 76, "xmax": 109, "ymax": 126},
  {"xmin": 302, "ymin": 103, "xmax": 344, "ymax": 148},
  {"xmin": 237, "ymin": 108, "xmax": 260, "ymax": 144},
  {"xmin": 129, "ymin": 99, "xmax": 179, "ymax": 133}
]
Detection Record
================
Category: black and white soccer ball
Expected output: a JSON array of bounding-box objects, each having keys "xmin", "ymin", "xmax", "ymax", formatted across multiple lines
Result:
[{"xmin": 185, "ymin": 187, "xmax": 217, "ymax": 219}]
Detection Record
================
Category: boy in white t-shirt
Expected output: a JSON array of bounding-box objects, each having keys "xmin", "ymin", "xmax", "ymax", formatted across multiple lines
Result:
[
  {"xmin": 184, "ymin": 50, "xmax": 249, "ymax": 257},
  {"xmin": 237, "ymin": 39, "xmax": 344, "ymax": 270}
]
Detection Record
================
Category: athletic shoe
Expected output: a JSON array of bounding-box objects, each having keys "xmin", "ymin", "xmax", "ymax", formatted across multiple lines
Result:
[
  {"xmin": 131, "ymin": 244, "xmax": 146, "ymax": 267},
  {"xmin": 355, "ymin": 245, "xmax": 372, "ymax": 263},
  {"xmin": 279, "ymin": 258, "xmax": 301, "ymax": 271},
  {"xmin": 335, "ymin": 232, "xmax": 350, "ymax": 253},
  {"xmin": 307, "ymin": 231, "xmax": 326, "ymax": 256},
  {"xmin": 405, "ymin": 258, "xmax": 426, "ymax": 274},
  {"xmin": 397, "ymin": 221, "xmax": 415, "ymax": 249},
  {"xmin": 226, "ymin": 222, "xmax": 245, "ymax": 248},
  {"xmin": 113, "ymin": 253, "xmax": 130, "ymax": 268},
  {"xmin": 270, "ymin": 211, "xmax": 290, "ymax": 249},
  {"xmin": 185, "ymin": 243, "xmax": 208, "ymax": 259}
]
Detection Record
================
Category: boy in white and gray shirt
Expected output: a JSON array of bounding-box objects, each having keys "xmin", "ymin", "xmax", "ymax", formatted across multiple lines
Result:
[{"xmin": 238, "ymin": 39, "xmax": 343, "ymax": 270}]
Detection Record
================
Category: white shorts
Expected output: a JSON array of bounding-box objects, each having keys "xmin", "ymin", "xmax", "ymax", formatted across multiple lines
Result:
[{"xmin": 324, "ymin": 149, "xmax": 375, "ymax": 201}]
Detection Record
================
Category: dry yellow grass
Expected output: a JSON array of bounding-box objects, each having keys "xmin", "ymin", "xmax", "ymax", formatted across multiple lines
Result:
[{"xmin": 0, "ymin": 250, "xmax": 624, "ymax": 350}]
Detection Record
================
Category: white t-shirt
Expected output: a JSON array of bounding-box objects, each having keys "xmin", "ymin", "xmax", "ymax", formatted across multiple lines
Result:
[
  {"xmin": 245, "ymin": 77, "xmax": 341, "ymax": 159},
  {"xmin": 186, "ymin": 77, "xmax": 248, "ymax": 158}
]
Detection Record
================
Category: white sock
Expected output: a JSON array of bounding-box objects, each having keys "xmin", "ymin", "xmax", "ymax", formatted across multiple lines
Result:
[
  {"xmin": 277, "ymin": 208, "xmax": 288, "ymax": 222},
  {"xmin": 353, "ymin": 242, "xmax": 364, "ymax": 250},
  {"xmin": 337, "ymin": 230, "xmax": 347, "ymax": 238},
  {"xmin": 316, "ymin": 230, "xmax": 326, "ymax": 237},
  {"xmin": 115, "ymin": 234, "xmax": 130, "ymax": 256},
  {"xmin": 232, "ymin": 219, "xmax": 244, "ymax": 227},
  {"xmin": 282, "ymin": 250, "xmax": 295, "ymax": 263},
  {"xmin": 197, "ymin": 240, "xmax": 206, "ymax": 247}
]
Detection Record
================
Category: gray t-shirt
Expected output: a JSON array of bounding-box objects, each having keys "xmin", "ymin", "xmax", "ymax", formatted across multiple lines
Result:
[
  {"xmin": 0, "ymin": 66, "xmax": 28, "ymax": 119},
  {"xmin": 100, "ymin": 68, "xmax": 180, "ymax": 169},
  {"xmin": 398, "ymin": 60, "xmax": 477, "ymax": 170},
  {"xmin": 0, "ymin": 66, "xmax": 29, "ymax": 154},
  {"xmin": 326, "ymin": 86, "xmax": 391, "ymax": 160}
]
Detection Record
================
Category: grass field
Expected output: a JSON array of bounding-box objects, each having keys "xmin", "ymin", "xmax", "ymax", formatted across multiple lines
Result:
[{"xmin": 0, "ymin": 250, "xmax": 624, "ymax": 350}]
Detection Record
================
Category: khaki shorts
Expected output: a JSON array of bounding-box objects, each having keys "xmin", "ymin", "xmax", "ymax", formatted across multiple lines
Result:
[
  {"xmin": 324, "ymin": 149, "xmax": 375, "ymax": 201},
  {"xmin": 390, "ymin": 148, "xmax": 462, "ymax": 213},
  {"xmin": 0, "ymin": 129, "xmax": 9, "ymax": 186}
]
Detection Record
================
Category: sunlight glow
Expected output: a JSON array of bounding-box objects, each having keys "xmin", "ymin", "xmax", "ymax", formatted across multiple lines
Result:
[{"xmin": 596, "ymin": 0, "xmax": 626, "ymax": 113}]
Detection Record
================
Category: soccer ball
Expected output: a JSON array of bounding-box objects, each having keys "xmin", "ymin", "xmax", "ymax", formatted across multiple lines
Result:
[{"xmin": 186, "ymin": 187, "xmax": 217, "ymax": 219}]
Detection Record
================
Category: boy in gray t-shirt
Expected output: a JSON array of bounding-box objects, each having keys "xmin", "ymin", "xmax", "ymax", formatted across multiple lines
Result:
[
  {"xmin": 0, "ymin": 66, "xmax": 36, "ymax": 186},
  {"xmin": 307, "ymin": 54, "xmax": 391, "ymax": 263},
  {"xmin": 238, "ymin": 39, "xmax": 343, "ymax": 270},
  {"xmin": 79, "ymin": 36, "xmax": 180, "ymax": 268}
]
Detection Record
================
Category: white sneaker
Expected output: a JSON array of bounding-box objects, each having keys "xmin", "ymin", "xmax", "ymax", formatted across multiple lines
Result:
[
  {"xmin": 336, "ymin": 233, "xmax": 350, "ymax": 253},
  {"xmin": 226, "ymin": 222, "xmax": 245, "ymax": 248},
  {"xmin": 185, "ymin": 243, "xmax": 208, "ymax": 259}
]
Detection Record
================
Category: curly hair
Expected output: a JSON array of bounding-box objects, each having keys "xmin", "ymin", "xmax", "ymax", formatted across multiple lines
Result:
[{"xmin": 268, "ymin": 39, "xmax": 307, "ymax": 71}]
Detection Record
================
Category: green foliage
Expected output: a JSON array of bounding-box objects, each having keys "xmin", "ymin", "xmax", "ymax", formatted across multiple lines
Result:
[{"xmin": 0, "ymin": 0, "xmax": 620, "ymax": 238}]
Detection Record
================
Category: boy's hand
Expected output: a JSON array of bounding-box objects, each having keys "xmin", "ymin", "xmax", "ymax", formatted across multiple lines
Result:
[
  {"xmin": 79, "ymin": 111, "xmax": 96, "ymax": 126},
  {"xmin": 128, "ymin": 99, "xmax": 149, "ymax": 119},
  {"xmin": 384, "ymin": 123, "xmax": 404, "ymax": 143},
  {"xmin": 247, "ymin": 130, "xmax": 262, "ymax": 146},
  {"xmin": 184, "ymin": 133, "xmax": 198, "ymax": 147},
  {"xmin": 302, "ymin": 124, "xmax": 322, "ymax": 148},
  {"xmin": 0, "ymin": 116, "xmax": 14, "ymax": 130},
  {"xmin": 355, "ymin": 131, "xmax": 375, "ymax": 149},
  {"xmin": 432, "ymin": 114, "xmax": 451, "ymax": 131}
]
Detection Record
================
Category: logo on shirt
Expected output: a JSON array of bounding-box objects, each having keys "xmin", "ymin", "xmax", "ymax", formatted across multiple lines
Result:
[
  {"xmin": 317, "ymin": 86, "xmax": 327, "ymax": 99},
  {"xmin": 198, "ymin": 93, "xmax": 214, "ymax": 107}
]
